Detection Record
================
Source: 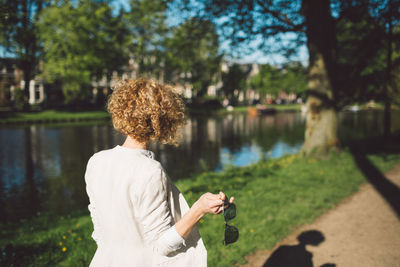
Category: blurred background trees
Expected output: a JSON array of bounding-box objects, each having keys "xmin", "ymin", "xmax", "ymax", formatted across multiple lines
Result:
[
  {"xmin": 222, "ymin": 63, "xmax": 250, "ymax": 101},
  {"xmin": 165, "ymin": 17, "xmax": 222, "ymax": 98},
  {"xmin": 0, "ymin": 0, "xmax": 47, "ymax": 104},
  {"xmin": 200, "ymin": 0, "xmax": 400, "ymax": 155},
  {"xmin": 0, "ymin": 0, "xmax": 399, "ymax": 154},
  {"xmin": 124, "ymin": 0, "xmax": 169, "ymax": 78},
  {"xmin": 37, "ymin": 0, "xmax": 129, "ymax": 105},
  {"xmin": 249, "ymin": 62, "xmax": 307, "ymax": 101}
]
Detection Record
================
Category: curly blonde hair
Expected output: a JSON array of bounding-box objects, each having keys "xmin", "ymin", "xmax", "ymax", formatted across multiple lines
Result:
[{"xmin": 107, "ymin": 78, "xmax": 186, "ymax": 145}]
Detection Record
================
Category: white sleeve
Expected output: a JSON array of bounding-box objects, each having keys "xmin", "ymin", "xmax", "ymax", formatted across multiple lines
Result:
[
  {"xmin": 85, "ymin": 155, "xmax": 102, "ymax": 245},
  {"xmin": 133, "ymin": 166, "xmax": 185, "ymax": 256},
  {"xmin": 88, "ymin": 203, "xmax": 101, "ymax": 244}
]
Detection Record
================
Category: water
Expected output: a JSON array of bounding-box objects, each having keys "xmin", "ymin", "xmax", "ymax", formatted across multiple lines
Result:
[{"xmin": 0, "ymin": 110, "xmax": 399, "ymax": 222}]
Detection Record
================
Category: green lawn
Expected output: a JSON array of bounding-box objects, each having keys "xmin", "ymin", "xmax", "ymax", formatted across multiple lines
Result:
[
  {"xmin": 0, "ymin": 105, "xmax": 302, "ymax": 124},
  {"xmin": 263, "ymin": 103, "xmax": 302, "ymax": 111},
  {"xmin": 189, "ymin": 103, "xmax": 302, "ymax": 115},
  {"xmin": 0, "ymin": 110, "xmax": 110, "ymax": 124},
  {"xmin": 1, "ymin": 148, "xmax": 399, "ymax": 266},
  {"xmin": 220, "ymin": 104, "xmax": 302, "ymax": 113}
]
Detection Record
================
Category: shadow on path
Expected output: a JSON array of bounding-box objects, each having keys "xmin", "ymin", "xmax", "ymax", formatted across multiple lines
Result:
[
  {"xmin": 263, "ymin": 230, "xmax": 335, "ymax": 267},
  {"xmin": 348, "ymin": 135, "xmax": 400, "ymax": 219}
]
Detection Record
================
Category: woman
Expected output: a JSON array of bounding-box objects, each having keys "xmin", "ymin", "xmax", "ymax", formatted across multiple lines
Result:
[{"xmin": 85, "ymin": 78, "xmax": 234, "ymax": 266}]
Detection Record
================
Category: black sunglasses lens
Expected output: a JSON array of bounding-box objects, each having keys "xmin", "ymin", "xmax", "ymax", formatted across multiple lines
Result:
[
  {"xmin": 224, "ymin": 203, "xmax": 236, "ymax": 221},
  {"xmin": 224, "ymin": 224, "xmax": 239, "ymax": 246}
]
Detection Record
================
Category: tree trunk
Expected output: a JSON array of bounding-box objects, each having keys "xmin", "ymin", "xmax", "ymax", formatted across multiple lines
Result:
[
  {"xmin": 383, "ymin": 15, "xmax": 392, "ymax": 138},
  {"xmin": 302, "ymin": 54, "xmax": 338, "ymax": 155},
  {"xmin": 301, "ymin": 0, "xmax": 339, "ymax": 156},
  {"xmin": 22, "ymin": 62, "xmax": 32, "ymax": 99}
]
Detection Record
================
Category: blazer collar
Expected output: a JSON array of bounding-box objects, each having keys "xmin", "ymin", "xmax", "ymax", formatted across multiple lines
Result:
[{"xmin": 115, "ymin": 145, "xmax": 155, "ymax": 159}]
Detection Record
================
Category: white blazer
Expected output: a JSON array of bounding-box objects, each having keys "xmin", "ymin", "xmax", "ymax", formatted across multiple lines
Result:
[{"xmin": 85, "ymin": 145, "xmax": 207, "ymax": 266}]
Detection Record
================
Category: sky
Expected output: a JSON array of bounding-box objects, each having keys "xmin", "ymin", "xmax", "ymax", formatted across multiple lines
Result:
[
  {"xmin": 113, "ymin": 0, "xmax": 309, "ymax": 66},
  {"xmin": 0, "ymin": 0, "xmax": 309, "ymax": 66}
]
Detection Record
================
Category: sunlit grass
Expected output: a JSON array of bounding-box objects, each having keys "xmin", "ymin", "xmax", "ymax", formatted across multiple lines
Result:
[
  {"xmin": 219, "ymin": 104, "xmax": 302, "ymax": 114},
  {"xmin": 0, "ymin": 110, "xmax": 110, "ymax": 123},
  {"xmin": 1, "ymin": 150, "xmax": 399, "ymax": 266},
  {"xmin": 0, "ymin": 105, "xmax": 303, "ymax": 124}
]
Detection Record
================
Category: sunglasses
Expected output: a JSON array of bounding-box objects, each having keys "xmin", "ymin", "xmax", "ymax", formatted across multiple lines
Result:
[{"xmin": 222, "ymin": 200, "xmax": 239, "ymax": 246}]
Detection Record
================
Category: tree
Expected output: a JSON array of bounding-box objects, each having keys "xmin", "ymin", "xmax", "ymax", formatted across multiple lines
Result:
[
  {"xmin": 335, "ymin": 0, "xmax": 400, "ymax": 137},
  {"xmin": 249, "ymin": 62, "xmax": 307, "ymax": 99},
  {"xmin": 197, "ymin": 0, "xmax": 338, "ymax": 155},
  {"xmin": 37, "ymin": 0, "xmax": 129, "ymax": 105},
  {"xmin": 165, "ymin": 17, "xmax": 222, "ymax": 97},
  {"xmin": 249, "ymin": 64, "xmax": 281, "ymax": 97},
  {"xmin": 280, "ymin": 62, "xmax": 307, "ymax": 96},
  {"xmin": 222, "ymin": 63, "xmax": 250, "ymax": 99},
  {"xmin": 199, "ymin": 0, "xmax": 400, "ymax": 155},
  {"xmin": 124, "ymin": 0, "xmax": 170, "ymax": 78},
  {"xmin": 380, "ymin": 0, "xmax": 400, "ymax": 138},
  {"xmin": 0, "ymin": 0, "xmax": 47, "ymax": 102}
]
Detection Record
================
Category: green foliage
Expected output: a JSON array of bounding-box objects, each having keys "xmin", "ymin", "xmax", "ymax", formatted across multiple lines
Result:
[
  {"xmin": 2, "ymin": 151, "xmax": 400, "ymax": 266},
  {"xmin": 0, "ymin": 110, "xmax": 110, "ymax": 123},
  {"xmin": 37, "ymin": 0, "xmax": 129, "ymax": 105},
  {"xmin": 165, "ymin": 17, "xmax": 222, "ymax": 97},
  {"xmin": 124, "ymin": 0, "xmax": 169, "ymax": 77},
  {"xmin": 12, "ymin": 88, "xmax": 27, "ymax": 111},
  {"xmin": 280, "ymin": 61, "xmax": 307, "ymax": 95},
  {"xmin": 222, "ymin": 63, "xmax": 250, "ymax": 98},
  {"xmin": 250, "ymin": 64, "xmax": 281, "ymax": 95},
  {"xmin": 199, "ymin": 0, "xmax": 305, "ymax": 59},
  {"xmin": 0, "ymin": 0, "xmax": 46, "ymax": 98},
  {"xmin": 200, "ymin": 0, "xmax": 400, "ymax": 107},
  {"xmin": 0, "ymin": 212, "xmax": 96, "ymax": 266},
  {"xmin": 335, "ymin": 2, "xmax": 400, "ymax": 107},
  {"xmin": 250, "ymin": 62, "xmax": 307, "ymax": 96}
]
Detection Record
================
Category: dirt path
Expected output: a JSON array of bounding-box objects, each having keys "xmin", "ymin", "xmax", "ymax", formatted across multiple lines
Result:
[{"xmin": 240, "ymin": 165, "xmax": 400, "ymax": 267}]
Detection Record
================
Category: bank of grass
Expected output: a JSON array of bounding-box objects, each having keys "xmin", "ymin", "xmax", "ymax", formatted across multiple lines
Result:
[
  {"xmin": 216, "ymin": 104, "xmax": 302, "ymax": 114},
  {"xmin": 263, "ymin": 103, "xmax": 302, "ymax": 111},
  {"xmin": 1, "ymin": 104, "xmax": 301, "ymax": 124},
  {"xmin": 0, "ymin": 110, "xmax": 110, "ymax": 124},
  {"xmin": 1, "ymin": 149, "xmax": 400, "ymax": 266}
]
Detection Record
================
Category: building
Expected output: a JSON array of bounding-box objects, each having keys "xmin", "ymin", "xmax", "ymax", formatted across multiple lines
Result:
[{"xmin": 0, "ymin": 58, "xmax": 45, "ymax": 107}]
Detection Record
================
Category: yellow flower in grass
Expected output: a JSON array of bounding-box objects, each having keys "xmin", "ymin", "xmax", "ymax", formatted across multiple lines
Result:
[
  {"xmin": 75, "ymin": 223, "xmax": 80, "ymax": 227},
  {"xmin": 77, "ymin": 237, "xmax": 82, "ymax": 241},
  {"xmin": 59, "ymin": 242, "xmax": 63, "ymax": 246},
  {"xmin": 250, "ymin": 229, "xmax": 254, "ymax": 233},
  {"xmin": 62, "ymin": 235, "xmax": 67, "ymax": 239},
  {"xmin": 62, "ymin": 247, "xmax": 67, "ymax": 252},
  {"xmin": 199, "ymin": 219, "xmax": 204, "ymax": 224}
]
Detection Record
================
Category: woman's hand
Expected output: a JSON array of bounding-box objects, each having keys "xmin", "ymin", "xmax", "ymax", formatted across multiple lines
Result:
[
  {"xmin": 216, "ymin": 191, "xmax": 234, "ymax": 214},
  {"xmin": 193, "ymin": 192, "xmax": 234, "ymax": 216},
  {"xmin": 175, "ymin": 191, "xmax": 235, "ymax": 239}
]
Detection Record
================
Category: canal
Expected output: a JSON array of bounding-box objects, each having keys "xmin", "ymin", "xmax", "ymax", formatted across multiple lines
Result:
[{"xmin": 0, "ymin": 109, "xmax": 399, "ymax": 221}]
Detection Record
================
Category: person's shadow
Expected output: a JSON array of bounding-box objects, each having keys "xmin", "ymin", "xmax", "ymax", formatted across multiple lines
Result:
[{"xmin": 263, "ymin": 230, "xmax": 335, "ymax": 267}]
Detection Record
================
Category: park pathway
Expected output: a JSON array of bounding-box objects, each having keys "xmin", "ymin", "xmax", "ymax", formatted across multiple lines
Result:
[{"xmin": 240, "ymin": 164, "xmax": 400, "ymax": 267}]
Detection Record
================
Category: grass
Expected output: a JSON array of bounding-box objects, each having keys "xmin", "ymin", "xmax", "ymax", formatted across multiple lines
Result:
[
  {"xmin": 3, "ymin": 102, "xmax": 398, "ymax": 124},
  {"xmin": 1, "ymin": 104, "xmax": 301, "ymax": 124},
  {"xmin": 263, "ymin": 103, "xmax": 302, "ymax": 111},
  {"xmin": 220, "ymin": 104, "xmax": 302, "ymax": 114},
  {"xmin": 0, "ymin": 110, "xmax": 110, "ymax": 124},
  {"xmin": 1, "ymin": 148, "xmax": 400, "ymax": 266},
  {"xmin": 189, "ymin": 104, "xmax": 302, "ymax": 115}
]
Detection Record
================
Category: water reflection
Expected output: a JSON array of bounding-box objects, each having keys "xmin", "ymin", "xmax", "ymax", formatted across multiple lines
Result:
[{"xmin": 0, "ymin": 110, "xmax": 399, "ymax": 221}]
